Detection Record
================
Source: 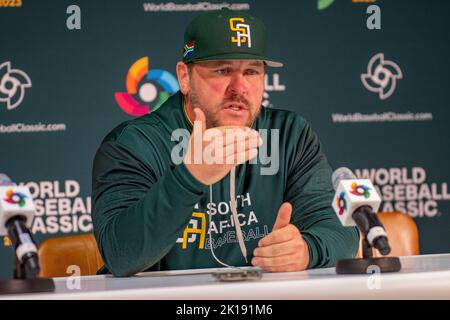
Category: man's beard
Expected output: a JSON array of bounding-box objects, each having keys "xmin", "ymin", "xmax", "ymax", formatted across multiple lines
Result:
[{"xmin": 188, "ymin": 87, "xmax": 261, "ymax": 129}]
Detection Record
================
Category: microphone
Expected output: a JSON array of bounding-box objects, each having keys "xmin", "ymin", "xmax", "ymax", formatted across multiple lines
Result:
[
  {"xmin": 0, "ymin": 174, "xmax": 40, "ymax": 278},
  {"xmin": 331, "ymin": 167, "xmax": 391, "ymax": 256}
]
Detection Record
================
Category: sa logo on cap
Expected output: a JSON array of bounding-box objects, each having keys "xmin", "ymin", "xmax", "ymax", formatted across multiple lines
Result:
[{"xmin": 229, "ymin": 18, "xmax": 252, "ymax": 48}]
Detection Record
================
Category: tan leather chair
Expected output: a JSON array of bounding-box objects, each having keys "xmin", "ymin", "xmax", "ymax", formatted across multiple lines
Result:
[
  {"xmin": 356, "ymin": 212, "xmax": 419, "ymax": 258},
  {"xmin": 38, "ymin": 233, "xmax": 103, "ymax": 278}
]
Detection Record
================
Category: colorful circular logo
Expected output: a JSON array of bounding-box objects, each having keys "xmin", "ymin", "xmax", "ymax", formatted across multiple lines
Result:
[
  {"xmin": 4, "ymin": 188, "xmax": 27, "ymax": 207},
  {"xmin": 350, "ymin": 182, "xmax": 371, "ymax": 198},
  {"xmin": 336, "ymin": 191, "xmax": 346, "ymax": 216},
  {"xmin": 114, "ymin": 57, "xmax": 179, "ymax": 116}
]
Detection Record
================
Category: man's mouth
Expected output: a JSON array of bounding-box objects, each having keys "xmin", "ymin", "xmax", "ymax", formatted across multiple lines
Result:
[{"xmin": 223, "ymin": 102, "xmax": 248, "ymax": 112}]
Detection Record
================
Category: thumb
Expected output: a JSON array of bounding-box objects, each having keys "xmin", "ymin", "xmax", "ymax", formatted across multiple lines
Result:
[
  {"xmin": 272, "ymin": 202, "xmax": 292, "ymax": 231},
  {"xmin": 193, "ymin": 108, "xmax": 206, "ymax": 133}
]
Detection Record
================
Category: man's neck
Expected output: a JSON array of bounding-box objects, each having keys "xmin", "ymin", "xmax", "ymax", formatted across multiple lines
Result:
[{"xmin": 183, "ymin": 95, "xmax": 195, "ymax": 125}]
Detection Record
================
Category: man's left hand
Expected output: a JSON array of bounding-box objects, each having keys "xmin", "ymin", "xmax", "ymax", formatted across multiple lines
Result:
[{"xmin": 251, "ymin": 202, "xmax": 310, "ymax": 272}]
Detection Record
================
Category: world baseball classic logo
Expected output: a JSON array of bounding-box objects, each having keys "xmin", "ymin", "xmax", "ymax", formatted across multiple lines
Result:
[
  {"xmin": 361, "ymin": 53, "xmax": 403, "ymax": 100},
  {"xmin": 0, "ymin": 62, "xmax": 32, "ymax": 111}
]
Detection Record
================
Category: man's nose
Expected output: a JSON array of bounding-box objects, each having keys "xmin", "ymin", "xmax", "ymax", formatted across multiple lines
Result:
[{"xmin": 227, "ymin": 73, "xmax": 248, "ymax": 97}]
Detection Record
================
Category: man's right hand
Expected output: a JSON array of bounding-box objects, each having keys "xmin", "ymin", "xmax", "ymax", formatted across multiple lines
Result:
[{"xmin": 183, "ymin": 108, "xmax": 262, "ymax": 185}]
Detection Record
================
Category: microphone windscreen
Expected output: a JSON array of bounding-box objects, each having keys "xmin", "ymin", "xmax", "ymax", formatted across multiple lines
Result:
[{"xmin": 331, "ymin": 167, "xmax": 356, "ymax": 191}]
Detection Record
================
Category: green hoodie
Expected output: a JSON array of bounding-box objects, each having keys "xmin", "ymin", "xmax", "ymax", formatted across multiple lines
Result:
[{"xmin": 92, "ymin": 92, "xmax": 359, "ymax": 277}]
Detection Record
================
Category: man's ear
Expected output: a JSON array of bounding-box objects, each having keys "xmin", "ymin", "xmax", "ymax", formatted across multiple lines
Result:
[{"xmin": 176, "ymin": 61, "xmax": 190, "ymax": 95}]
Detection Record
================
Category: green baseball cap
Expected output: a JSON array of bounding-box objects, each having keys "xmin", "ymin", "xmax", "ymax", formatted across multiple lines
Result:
[{"xmin": 182, "ymin": 8, "xmax": 283, "ymax": 67}]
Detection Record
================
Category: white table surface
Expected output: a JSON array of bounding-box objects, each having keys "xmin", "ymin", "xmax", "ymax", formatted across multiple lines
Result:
[{"xmin": 2, "ymin": 253, "xmax": 450, "ymax": 300}]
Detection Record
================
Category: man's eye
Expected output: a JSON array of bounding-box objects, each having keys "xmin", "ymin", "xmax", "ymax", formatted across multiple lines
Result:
[
  {"xmin": 215, "ymin": 68, "xmax": 231, "ymax": 75},
  {"xmin": 245, "ymin": 69, "xmax": 260, "ymax": 75}
]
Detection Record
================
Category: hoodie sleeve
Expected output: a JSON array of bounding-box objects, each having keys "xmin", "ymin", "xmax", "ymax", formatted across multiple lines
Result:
[
  {"xmin": 92, "ymin": 138, "xmax": 207, "ymax": 277},
  {"xmin": 284, "ymin": 121, "xmax": 360, "ymax": 269}
]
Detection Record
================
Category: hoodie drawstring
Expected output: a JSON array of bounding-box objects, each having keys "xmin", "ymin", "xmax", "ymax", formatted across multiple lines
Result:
[{"xmin": 208, "ymin": 167, "xmax": 248, "ymax": 267}]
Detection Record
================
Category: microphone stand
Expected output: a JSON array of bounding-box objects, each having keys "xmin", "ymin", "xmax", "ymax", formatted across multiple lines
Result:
[
  {"xmin": 336, "ymin": 236, "xmax": 402, "ymax": 274},
  {"xmin": 0, "ymin": 252, "xmax": 55, "ymax": 295}
]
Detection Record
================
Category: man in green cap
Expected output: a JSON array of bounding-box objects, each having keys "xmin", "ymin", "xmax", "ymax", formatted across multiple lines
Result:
[{"xmin": 92, "ymin": 9, "xmax": 359, "ymax": 277}]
